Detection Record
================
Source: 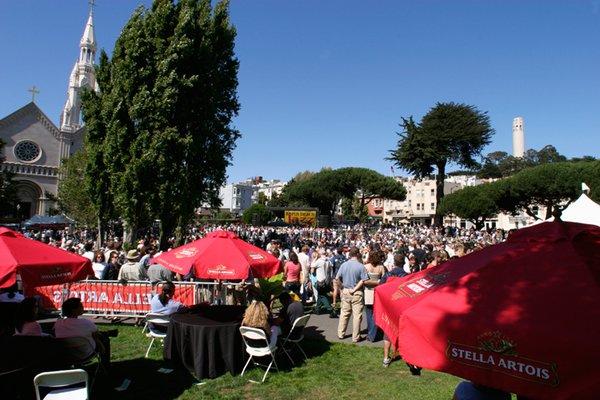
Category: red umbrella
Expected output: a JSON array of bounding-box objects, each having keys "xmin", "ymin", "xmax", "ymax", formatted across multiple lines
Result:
[
  {"xmin": 374, "ymin": 222, "xmax": 600, "ymax": 400},
  {"xmin": 153, "ymin": 230, "xmax": 280, "ymax": 280},
  {"xmin": 0, "ymin": 227, "xmax": 93, "ymax": 289}
]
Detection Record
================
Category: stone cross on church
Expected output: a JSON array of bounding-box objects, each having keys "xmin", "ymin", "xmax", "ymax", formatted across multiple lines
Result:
[{"xmin": 28, "ymin": 86, "xmax": 40, "ymax": 102}]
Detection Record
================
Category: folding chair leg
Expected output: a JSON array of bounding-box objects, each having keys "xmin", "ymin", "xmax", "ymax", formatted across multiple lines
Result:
[
  {"xmin": 241, "ymin": 355, "xmax": 253, "ymax": 377},
  {"xmin": 295, "ymin": 342, "xmax": 308, "ymax": 360},
  {"xmin": 261, "ymin": 359, "xmax": 276, "ymax": 383},
  {"xmin": 281, "ymin": 346, "xmax": 295, "ymax": 365},
  {"xmin": 90, "ymin": 358, "xmax": 102, "ymax": 387},
  {"xmin": 145, "ymin": 338, "xmax": 155, "ymax": 358}
]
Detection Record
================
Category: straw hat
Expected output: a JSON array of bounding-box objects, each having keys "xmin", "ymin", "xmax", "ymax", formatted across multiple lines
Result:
[{"xmin": 126, "ymin": 250, "xmax": 139, "ymax": 260}]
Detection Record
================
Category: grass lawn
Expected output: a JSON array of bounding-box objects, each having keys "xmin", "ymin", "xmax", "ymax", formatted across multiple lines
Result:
[{"xmin": 93, "ymin": 324, "xmax": 461, "ymax": 400}]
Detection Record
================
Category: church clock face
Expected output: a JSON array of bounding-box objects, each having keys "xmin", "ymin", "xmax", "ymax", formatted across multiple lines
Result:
[{"xmin": 14, "ymin": 140, "xmax": 42, "ymax": 162}]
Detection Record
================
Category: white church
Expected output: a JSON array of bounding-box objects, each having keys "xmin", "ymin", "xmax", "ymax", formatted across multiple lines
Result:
[{"xmin": 0, "ymin": 10, "xmax": 98, "ymax": 220}]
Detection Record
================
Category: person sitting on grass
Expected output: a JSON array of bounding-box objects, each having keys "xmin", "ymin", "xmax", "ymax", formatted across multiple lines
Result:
[{"xmin": 242, "ymin": 300, "xmax": 280, "ymax": 347}]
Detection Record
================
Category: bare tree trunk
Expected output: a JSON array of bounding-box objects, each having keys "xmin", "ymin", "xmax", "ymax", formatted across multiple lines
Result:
[
  {"xmin": 544, "ymin": 202, "xmax": 554, "ymax": 220},
  {"xmin": 434, "ymin": 162, "xmax": 446, "ymax": 226},
  {"xmin": 96, "ymin": 216, "xmax": 102, "ymax": 249},
  {"xmin": 123, "ymin": 221, "xmax": 136, "ymax": 247}
]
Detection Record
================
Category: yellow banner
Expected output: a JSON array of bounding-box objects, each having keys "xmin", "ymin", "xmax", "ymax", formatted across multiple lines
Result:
[{"xmin": 284, "ymin": 210, "xmax": 317, "ymax": 226}]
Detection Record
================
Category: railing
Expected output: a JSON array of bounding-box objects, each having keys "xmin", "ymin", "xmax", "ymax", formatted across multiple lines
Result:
[
  {"xmin": 0, "ymin": 162, "xmax": 59, "ymax": 177},
  {"xmin": 25, "ymin": 280, "xmax": 251, "ymax": 320}
]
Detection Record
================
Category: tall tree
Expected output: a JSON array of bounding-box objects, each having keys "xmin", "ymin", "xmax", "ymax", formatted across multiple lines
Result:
[
  {"xmin": 81, "ymin": 51, "xmax": 116, "ymax": 244},
  {"xmin": 0, "ymin": 139, "xmax": 18, "ymax": 218},
  {"xmin": 82, "ymin": 0, "xmax": 240, "ymax": 249},
  {"xmin": 56, "ymin": 150, "xmax": 97, "ymax": 226},
  {"xmin": 389, "ymin": 102, "xmax": 494, "ymax": 225}
]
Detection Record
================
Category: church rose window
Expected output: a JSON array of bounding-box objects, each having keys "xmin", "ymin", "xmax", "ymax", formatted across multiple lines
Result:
[{"xmin": 14, "ymin": 140, "xmax": 41, "ymax": 162}]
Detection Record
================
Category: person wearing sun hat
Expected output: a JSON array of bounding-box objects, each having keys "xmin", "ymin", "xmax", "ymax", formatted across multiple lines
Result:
[{"xmin": 117, "ymin": 249, "xmax": 143, "ymax": 281}]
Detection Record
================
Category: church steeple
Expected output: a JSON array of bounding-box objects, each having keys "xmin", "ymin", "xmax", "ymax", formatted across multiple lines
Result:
[
  {"xmin": 79, "ymin": 11, "xmax": 96, "ymax": 64},
  {"xmin": 60, "ymin": 6, "xmax": 98, "ymax": 133}
]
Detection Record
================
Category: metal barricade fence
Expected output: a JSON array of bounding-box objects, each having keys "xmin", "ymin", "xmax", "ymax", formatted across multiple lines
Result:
[
  {"xmin": 194, "ymin": 281, "xmax": 250, "ymax": 306},
  {"xmin": 28, "ymin": 280, "xmax": 251, "ymax": 319}
]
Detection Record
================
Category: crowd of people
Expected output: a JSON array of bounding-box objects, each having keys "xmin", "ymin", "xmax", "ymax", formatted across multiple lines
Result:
[
  {"xmin": 3, "ymin": 222, "xmax": 513, "ymax": 398},
  {"xmin": 19, "ymin": 223, "xmax": 507, "ymax": 281}
]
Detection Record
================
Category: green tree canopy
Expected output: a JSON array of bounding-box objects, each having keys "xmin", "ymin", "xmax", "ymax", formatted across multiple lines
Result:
[
  {"xmin": 56, "ymin": 150, "xmax": 97, "ymax": 226},
  {"xmin": 503, "ymin": 161, "xmax": 588, "ymax": 219},
  {"xmin": 82, "ymin": 0, "xmax": 240, "ymax": 249},
  {"xmin": 477, "ymin": 145, "xmax": 570, "ymax": 179},
  {"xmin": 439, "ymin": 161, "xmax": 599, "ymax": 224},
  {"xmin": 282, "ymin": 167, "xmax": 406, "ymax": 216},
  {"xmin": 389, "ymin": 102, "xmax": 494, "ymax": 225},
  {"xmin": 0, "ymin": 139, "xmax": 18, "ymax": 218},
  {"xmin": 438, "ymin": 183, "xmax": 500, "ymax": 229},
  {"xmin": 242, "ymin": 203, "xmax": 272, "ymax": 225}
]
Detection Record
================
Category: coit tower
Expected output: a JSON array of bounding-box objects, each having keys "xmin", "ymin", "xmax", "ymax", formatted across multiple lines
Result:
[{"xmin": 512, "ymin": 117, "xmax": 525, "ymax": 158}]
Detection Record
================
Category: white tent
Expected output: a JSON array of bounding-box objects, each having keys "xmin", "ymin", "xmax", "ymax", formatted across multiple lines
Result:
[{"xmin": 546, "ymin": 193, "xmax": 600, "ymax": 227}]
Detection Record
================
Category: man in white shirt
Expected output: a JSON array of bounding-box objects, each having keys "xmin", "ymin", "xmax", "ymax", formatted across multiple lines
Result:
[
  {"xmin": 297, "ymin": 245, "xmax": 311, "ymax": 284},
  {"xmin": 298, "ymin": 245, "xmax": 313, "ymax": 303}
]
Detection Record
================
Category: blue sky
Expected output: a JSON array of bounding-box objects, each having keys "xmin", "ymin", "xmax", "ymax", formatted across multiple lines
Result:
[{"xmin": 1, "ymin": 1, "xmax": 599, "ymax": 182}]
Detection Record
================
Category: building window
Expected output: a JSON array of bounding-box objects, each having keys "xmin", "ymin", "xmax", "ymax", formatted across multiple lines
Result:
[
  {"xmin": 431, "ymin": 189, "xmax": 435, "ymax": 196},
  {"xmin": 431, "ymin": 202, "xmax": 435, "ymax": 210},
  {"xmin": 14, "ymin": 140, "xmax": 41, "ymax": 162},
  {"xmin": 416, "ymin": 203, "xmax": 420, "ymax": 211}
]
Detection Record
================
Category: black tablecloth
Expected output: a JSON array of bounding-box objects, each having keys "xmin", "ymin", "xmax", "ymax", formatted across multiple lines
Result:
[{"xmin": 164, "ymin": 305, "xmax": 246, "ymax": 380}]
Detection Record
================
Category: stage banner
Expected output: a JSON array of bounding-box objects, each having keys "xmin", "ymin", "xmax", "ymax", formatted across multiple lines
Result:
[
  {"xmin": 284, "ymin": 210, "xmax": 317, "ymax": 226},
  {"xmin": 26, "ymin": 281, "xmax": 196, "ymax": 313}
]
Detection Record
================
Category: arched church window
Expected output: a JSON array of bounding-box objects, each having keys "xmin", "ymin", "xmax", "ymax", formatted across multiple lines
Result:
[{"xmin": 14, "ymin": 140, "xmax": 41, "ymax": 162}]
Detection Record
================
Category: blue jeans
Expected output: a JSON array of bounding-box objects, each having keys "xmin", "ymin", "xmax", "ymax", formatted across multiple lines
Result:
[{"xmin": 365, "ymin": 305, "xmax": 380, "ymax": 342}]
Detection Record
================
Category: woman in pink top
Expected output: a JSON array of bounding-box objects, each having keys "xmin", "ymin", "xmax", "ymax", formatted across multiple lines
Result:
[
  {"xmin": 283, "ymin": 251, "xmax": 301, "ymax": 296},
  {"xmin": 14, "ymin": 297, "xmax": 44, "ymax": 336}
]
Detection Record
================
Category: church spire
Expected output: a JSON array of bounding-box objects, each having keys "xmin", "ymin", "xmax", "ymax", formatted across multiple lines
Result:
[
  {"xmin": 79, "ymin": 9, "xmax": 96, "ymax": 62},
  {"xmin": 60, "ymin": 4, "xmax": 98, "ymax": 132}
]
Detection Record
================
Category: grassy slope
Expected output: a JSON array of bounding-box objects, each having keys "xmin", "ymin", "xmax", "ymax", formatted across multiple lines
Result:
[{"xmin": 101, "ymin": 324, "xmax": 460, "ymax": 400}]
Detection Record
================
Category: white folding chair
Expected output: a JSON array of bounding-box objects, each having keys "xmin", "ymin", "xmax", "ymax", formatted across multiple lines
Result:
[
  {"xmin": 144, "ymin": 313, "xmax": 170, "ymax": 358},
  {"xmin": 279, "ymin": 314, "xmax": 311, "ymax": 365},
  {"xmin": 239, "ymin": 326, "xmax": 279, "ymax": 383},
  {"xmin": 34, "ymin": 369, "xmax": 88, "ymax": 400}
]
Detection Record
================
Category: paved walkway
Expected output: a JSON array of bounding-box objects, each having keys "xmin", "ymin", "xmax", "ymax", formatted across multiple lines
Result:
[{"xmin": 304, "ymin": 311, "xmax": 382, "ymax": 347}]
